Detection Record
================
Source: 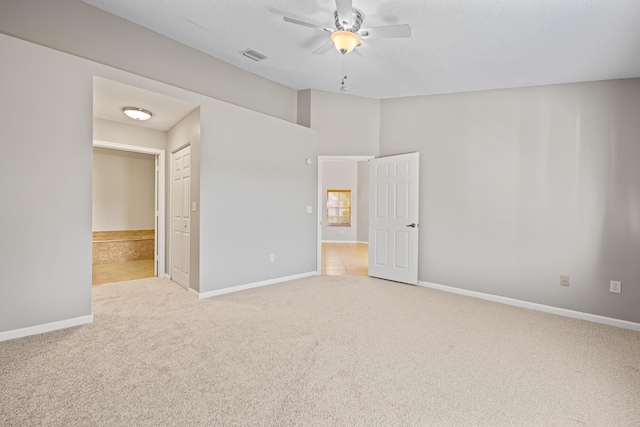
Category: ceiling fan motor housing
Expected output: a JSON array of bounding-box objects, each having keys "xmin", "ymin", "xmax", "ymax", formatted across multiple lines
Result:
[{"xmin": 334, "ymin": 9, "xmax": 363, "ymax": 32}]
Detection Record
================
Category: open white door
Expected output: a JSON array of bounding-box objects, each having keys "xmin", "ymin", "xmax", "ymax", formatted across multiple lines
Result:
[
  {"xmin": 368, "ymin": 152, "xmax": 419, "ymax": 284},
  {"xmin": 171, "ymin": 145, "xmax": 191, "ymax": 288}
]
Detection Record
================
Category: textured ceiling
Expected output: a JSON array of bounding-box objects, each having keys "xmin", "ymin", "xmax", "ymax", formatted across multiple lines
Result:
[
  {"xmin": 93, "ymin": 77, "xmax": 198, "ymax": 131},
  {"xmin": 83, "ymin": 0, "xmax": 640, "ymax": 99}
]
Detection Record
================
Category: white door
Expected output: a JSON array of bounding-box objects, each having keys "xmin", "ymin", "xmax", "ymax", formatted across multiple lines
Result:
[
  {"xmin": 171, "ymin": 145, "xmax": 191, "ymax": 288},
  {"xmin": 368, "ymin": 152, "xmax": 419, "ymax": 285}
]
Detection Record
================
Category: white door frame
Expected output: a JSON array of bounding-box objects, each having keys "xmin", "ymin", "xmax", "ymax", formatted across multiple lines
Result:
[
  {"xmin": 93, "ymin": 139, "xmax": 166, "ymax": 278},
  {"xmin": 317, "ymin": 155, "xmax": 375, "ymax": 274}
]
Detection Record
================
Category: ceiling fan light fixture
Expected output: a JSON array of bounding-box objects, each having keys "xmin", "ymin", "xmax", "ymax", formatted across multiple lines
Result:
[
  {"xmin": 122, "ymin": 107, "xmax": 152, "ymax": 121},
  {"xmin": 331, "ymin": 30, "xmax": 360, "ymax": 54}
]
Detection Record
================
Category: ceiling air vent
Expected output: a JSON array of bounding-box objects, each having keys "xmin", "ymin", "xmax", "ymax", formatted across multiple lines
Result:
[{"xmin": 241, "ymin": 49, "xmax": 267, "ymax": 62}]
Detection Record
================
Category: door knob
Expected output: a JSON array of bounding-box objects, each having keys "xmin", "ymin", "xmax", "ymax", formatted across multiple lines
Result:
[{"xmin": 406, "ymin": 223, "xmax": 417, "ymax": 228}]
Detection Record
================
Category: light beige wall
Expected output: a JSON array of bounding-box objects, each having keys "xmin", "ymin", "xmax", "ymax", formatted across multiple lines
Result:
[
  {"xmin": 0, "ymin": 35, "xmax": 95, "ymax": 332},
  {"xmin": 92, "ymin": 148, "xmax": 155, "ymax": 231},
  {"xmin": 167, "ymin": 108, "xmax": 201, "ymax": 292},
  {"xmin": 322, "ymin": 161, "xmax": 358, "ymax": 242},
  {"xmin": 356, "ymin": 161, "xmax": 369, "ymax": 243},
  {"xmin": 199, "ymin": 103, "xmax": 318, "ymax": 292},
  {"xmin": 0, "ymin": 33, "xmax": 317, "ymax": 335},
  {"xmin": 297, "ymin": 90, "xmax": 311, "ymax": 128},
  {"xmin": 0, "ymin": 0, "xmax": 297, "ymax": 123},
  {"xmin": 300, "ymin": 90, "xmax": 380, "ymax": 156},
  {"xmin": 380, "ymin": 79, "xmax": 640, "ymax": 323},
  {"xmin": 93, "ymin": 118, "xmax": 167, "ymax": 150}
]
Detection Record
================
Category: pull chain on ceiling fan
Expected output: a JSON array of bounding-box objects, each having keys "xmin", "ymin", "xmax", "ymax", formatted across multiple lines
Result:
[{"xmin": 341, "ymin": 54, "xmax": 350, "ymax": 92}]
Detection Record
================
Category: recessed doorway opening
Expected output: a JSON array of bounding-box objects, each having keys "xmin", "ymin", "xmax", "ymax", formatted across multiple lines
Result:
[{"xmin": 92, "ymin": 76, "xmax": 200, "ymax": 289}]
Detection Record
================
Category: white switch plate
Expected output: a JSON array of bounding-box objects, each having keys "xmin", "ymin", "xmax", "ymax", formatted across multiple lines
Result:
[
  {"xmin": 192, "ymin": 202, "xmax": 197, "ymax": 212},
  {"xmin": 269, "ymin": 254, "xmax": 275, "ymax": 263},
  {"xmin": 306, "ymin": 206, "xmax": 313, "ymax": 213},
  {"xmin": 610, "ymin": 281, "xmax": 621, "ymax": 293}
]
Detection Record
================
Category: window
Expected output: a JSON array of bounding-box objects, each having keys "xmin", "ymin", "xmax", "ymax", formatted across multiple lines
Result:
[{"xmin": 327, "ymin": 190, "xmax": 351, "ymax": 227}]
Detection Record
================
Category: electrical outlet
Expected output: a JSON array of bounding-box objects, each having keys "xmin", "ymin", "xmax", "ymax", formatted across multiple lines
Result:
[
  {"xmin": 269, "ymin": 254, "xmax": 275, "ymax": 263},
  {"xmin": 610, "ymin": 281, "xmax": 621, "ymax": 293},
  {"xmin": 560, "ymin": 275, "xmax": 570, "ymax": 287}
]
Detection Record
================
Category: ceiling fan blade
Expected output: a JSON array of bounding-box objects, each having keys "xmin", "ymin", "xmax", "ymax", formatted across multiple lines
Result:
[
  {"xmin": 335, "ymin": 0, "xmax": 353, "ymax": 27},
  {"xmin": 283, "ymin": 16, "xmax": 333, "ymax": 33},
  {"xmin": 359, "ymin": 24, "xmax": 412, "ymax": 39},
  {"xmin": 312, "ymin": 41, "xmax": 335, "ymax": 55},
  {"xmin": 355, "ymin": 41, "xmax": 383, "ymax": 63}
]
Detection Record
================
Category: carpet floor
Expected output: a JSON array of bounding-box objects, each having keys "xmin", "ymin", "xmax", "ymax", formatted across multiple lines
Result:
[{"xmin": 1, "ymin": 275, "xmax": 639, "ymax": 426}]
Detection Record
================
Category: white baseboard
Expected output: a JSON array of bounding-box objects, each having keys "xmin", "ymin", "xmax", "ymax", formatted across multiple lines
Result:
[
  {"xmin": 322, "ymin": 240, "xmax": 361, "ymax": 244},
  {"xmin": 417, "ymin": 281, "xmax": 640, "ymax": 332},
  {"xmin": 195, "ymin": 271, "xmax": 317, "ymax": 300},
  {"xmin": 0, "ymin": 314, "xmax": 94, "ymax": 342}
]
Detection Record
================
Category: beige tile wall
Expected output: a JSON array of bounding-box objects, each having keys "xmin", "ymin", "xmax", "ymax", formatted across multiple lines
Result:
[{"xmin": 92, "ymin": 230, "xmax": 154, "ymax": 264}]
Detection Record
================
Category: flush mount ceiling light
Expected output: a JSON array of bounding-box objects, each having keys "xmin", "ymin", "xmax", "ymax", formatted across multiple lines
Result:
[
  {"xmin": 122, "ymin": 107, "xmax": 152, "ymax": 121},
  {"xmin": 330, "ymin": 30, "xmax": 361, "ymax": 54}
]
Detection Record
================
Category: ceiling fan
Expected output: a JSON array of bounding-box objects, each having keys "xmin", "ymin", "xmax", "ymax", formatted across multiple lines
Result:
[{"xmin": 283, "ymin": 0, "xmax": 411, "ymax": 62}]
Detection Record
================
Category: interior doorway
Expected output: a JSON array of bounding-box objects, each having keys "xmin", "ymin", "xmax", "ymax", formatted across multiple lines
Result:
[
  {"xmin": 92, "ymin": 140, "xmax": 166, "ymax": 285},
  {"xmin": 317, "ymin": 155, "xmax": 374, "ymax": 276},
  {"xmin": 91, "ymin": 76, "xmax": 200, "ymax": 294}
]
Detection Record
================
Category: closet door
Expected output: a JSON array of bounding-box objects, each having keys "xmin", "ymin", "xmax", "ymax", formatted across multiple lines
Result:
[{"xmin": 171, "ymin": 145, "xmax": 191, "ymax": 288}]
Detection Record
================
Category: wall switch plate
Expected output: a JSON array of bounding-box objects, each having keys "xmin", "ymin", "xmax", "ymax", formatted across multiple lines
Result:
[
  {"xmin": 610, "ymin": 281, "xmax": 621, "ymax": 293},
  {"xmin": 560, "ymin": 275, "xmax": 570, "ymax": 287},
  {"xmin": 307, "ymin": 206, "xmax": 313, "ymax": 213},
  {"xmin": 192, "ymin": 202, "xmax": 197, "ymax": 212},
  {"xmin": 269, "ymin": 254, "xmax": 275, "ymax": 263}
]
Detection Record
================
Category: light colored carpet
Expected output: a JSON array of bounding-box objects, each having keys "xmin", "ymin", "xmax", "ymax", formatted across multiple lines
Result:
[{"xmin": 1, "ymin": 275, "xmax": 639, "ymax": 426}]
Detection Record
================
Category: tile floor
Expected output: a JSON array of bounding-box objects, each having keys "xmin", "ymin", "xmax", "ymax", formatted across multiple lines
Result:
[
  {"xmin": 92, "ymin": 243, "xmax": 366, "ymax": 285},
  {"xmin": 322, "ymin": 242, "xmax": 368, "ymax": 276},
  {"xmin": 92, "ymin": 259, "xmax": 155, "ymax": 286}
]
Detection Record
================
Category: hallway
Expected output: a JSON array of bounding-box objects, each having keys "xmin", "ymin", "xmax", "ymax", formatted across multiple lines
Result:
[{"xmin": 322, "ymin": 242, "xmax": 368, "ymax": 276}]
